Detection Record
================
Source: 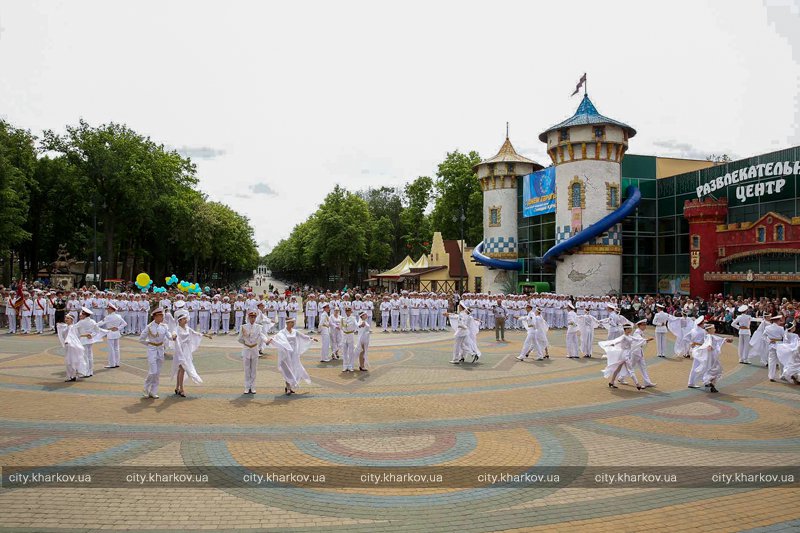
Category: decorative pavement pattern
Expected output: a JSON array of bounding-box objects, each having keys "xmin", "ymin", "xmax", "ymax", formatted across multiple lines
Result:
[{"xmin": 0, "ymin": 325, "xmax": 798, "ymax": 532}]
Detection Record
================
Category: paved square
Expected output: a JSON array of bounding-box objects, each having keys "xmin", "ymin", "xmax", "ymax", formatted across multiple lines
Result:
[{"xmin": 0, "ymin": 328, "xmax": 798, "ymax": 532}]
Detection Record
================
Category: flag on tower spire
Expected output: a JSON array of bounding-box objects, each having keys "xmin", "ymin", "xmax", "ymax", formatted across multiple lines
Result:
[{"xmin": 571, "ymin": 73, "xmax": 587, "ymax": 96}]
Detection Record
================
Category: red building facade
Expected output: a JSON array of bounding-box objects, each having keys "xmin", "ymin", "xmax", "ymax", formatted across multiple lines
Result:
[{"xmin": 683, "ymin": 196, "xmax": 800, "ymax": 298}]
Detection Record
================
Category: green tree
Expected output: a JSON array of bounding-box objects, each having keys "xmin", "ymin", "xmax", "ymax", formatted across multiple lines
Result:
[
  {"xmin": 430, "ymin": 150, "xmax": 482, "ymax": 246},
  {"xmin": 42, "ymin": 120, "xmax": 197, "ymax": 282},
  {"xmin": 357, "ymin": 186, "xmax": 403, "ymax": 263},
  {"xmin": 400, "ymin": 176, "xmax": 433, "ymax": 258},
  {"xmin": 0, "ymin": 120, "xmax": 36, "ymax": 281}
]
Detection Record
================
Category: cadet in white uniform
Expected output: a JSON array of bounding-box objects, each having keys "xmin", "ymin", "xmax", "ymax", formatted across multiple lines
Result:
[
  {"xmin": 565, "ymin": 303, "xmax": 580, "ymax": 358},
  {"xmin": 139, "ymin": 308, "xmax": 172, "ymax": 398},
  {"xmin": 731, "ymin": 305, "xmax": 752, "ymax": 364},
  {"xmin": 651, "ymin": 304, "xmax": 670, "ymax": 358},
  {"xmin": 75, "ymin": 307, "xmax": 106, "ymax": 377},
  {"xmin": 98, "ymin": 302, "xmax": 126, "ymax": 368},
  {"xmin": 238, "ymin": 310, "xmax": 269, "ymax": 394}
]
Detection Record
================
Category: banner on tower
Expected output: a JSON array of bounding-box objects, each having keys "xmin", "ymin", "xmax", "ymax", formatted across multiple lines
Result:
[{"xmin": 523, "ymin": 167, "xmax": 556, "ymax": 217}]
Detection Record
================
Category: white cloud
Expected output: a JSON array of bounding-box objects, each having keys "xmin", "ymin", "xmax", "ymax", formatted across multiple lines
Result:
[
  {"xmin": 0, "ymin": 0, "xmax": 797, "ymax": 251},
  {"xmin": 250, "ymin": 182, "xmax": 277, "ymax": 196}
]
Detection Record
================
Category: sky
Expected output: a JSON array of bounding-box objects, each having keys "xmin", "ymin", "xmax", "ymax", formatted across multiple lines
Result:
[{"xmin": 1, "ymin": 0, "xmax": 798, "ymax": 255}]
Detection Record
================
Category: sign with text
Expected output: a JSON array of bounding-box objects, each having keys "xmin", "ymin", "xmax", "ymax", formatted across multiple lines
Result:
[{"xmin": 523, "ymin": 167, "xmax": 556, "ymax": 217}]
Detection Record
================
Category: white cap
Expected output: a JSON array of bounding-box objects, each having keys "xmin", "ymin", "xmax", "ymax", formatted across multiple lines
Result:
[
  {"xmin": 738, "ymin": 305, "xmax": 749, "ymax": 313},
  {"xmin": 694, "ymin": 316, "xmax": 705, "ymax": 325},
  {"xmin": 80, "ymin": 306, "xmax": 93, "ymax": 316},
  {"xmin": 636, "ymin": 319, "xmax": 647, "ymax": 325},
  {"xmin": 567, "ymin": 303, "xmax": 575, "ymax": 310},
  {"xmin": 656, "ymin": 304, "xmax": 665, "ymax": 309},
  {"xmin": 175, "ymin": 309, "xmax": 189, "ymax": 321},
  {"xmin": 106, "ymin": 302, "xmax": 117, "ymax": 311}
]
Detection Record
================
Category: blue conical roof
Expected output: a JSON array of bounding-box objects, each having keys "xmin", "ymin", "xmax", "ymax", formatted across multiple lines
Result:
[{"xmin": 538, "ymin": 94, "xmax": 636, "ymax": 142}]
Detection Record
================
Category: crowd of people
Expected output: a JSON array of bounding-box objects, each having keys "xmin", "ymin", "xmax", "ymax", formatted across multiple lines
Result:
[{"xmin": 2, "ymin": 283, "xmax": 799, "ymax": 397}]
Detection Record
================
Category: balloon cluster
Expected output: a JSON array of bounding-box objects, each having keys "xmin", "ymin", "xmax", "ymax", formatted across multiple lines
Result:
[
  {"xmin": 177, "ymin": 280, "xmax": 203, "ymax": 294},
  {"xmin": 133, "ymin": 272, "xmax": 205, "ymax": 294},
  {"xmin": 135, "ymin": 273, "xmax": 153, "ymax": 292}
]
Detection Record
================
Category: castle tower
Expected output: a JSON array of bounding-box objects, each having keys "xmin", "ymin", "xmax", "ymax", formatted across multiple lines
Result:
[
  {"xmin": 474, "ymin": 133, "xmax": 542, "ymax": 293},
  {"xmin": 683, "ymin": 197, "xmax": 728, "ymax": 298},
  {"xmin": 539, "ymin": 95, "xmax": 636, "ymax": 295}
]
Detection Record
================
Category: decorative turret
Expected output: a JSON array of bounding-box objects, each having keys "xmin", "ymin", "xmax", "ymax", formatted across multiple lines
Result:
[
  {"xmin": 475, "ymin": 130, "xmax": 543, "ymax": 293},
  {"xmin": 683, "ymin": 197, "xmax": 728, "ymax": 298},
  {"xmin": 538, "ymin": 94, "xmax": 636, "ymax": 295}
]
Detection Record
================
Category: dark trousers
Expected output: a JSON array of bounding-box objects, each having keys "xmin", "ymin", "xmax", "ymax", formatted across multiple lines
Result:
[{"xmin": 495, "ymin": 317, "xmax": 505, "ymax": 341}]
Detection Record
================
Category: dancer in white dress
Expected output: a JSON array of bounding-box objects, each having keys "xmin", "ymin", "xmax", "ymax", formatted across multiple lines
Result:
[
  {"xmin": 56, "ymin": 314, "xmax": 89, "ymax": 381},
  {"xmin": 171, "ymin": 309, "xmax": 211, "ymax": 397},
  {"xmin": 599, "ymin": 323, "xmax": 649, "ymax": 391},
  {"xmin": 356, "ymin": 310, "xmax": 372, "ymax": 371},
  {"xmin": 268, "ymin": 317, "xmax": 317, "ymax": 395},
  {"xmin": 690, "ymin": 323, "xmax": 732, "ymax": 393}
]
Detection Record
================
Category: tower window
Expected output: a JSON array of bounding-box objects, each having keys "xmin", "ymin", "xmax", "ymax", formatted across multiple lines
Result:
[
  {"xmin": 606, "ymin": 183, "xmax": 620, "ymax": 209},
  {"xmin": 594, "ymin": 126, "xmax": 605, "ymax": 139},
  {"xmin": 691, "ymin": 235, "xmax": 700, "ymax": 250},
  {"xmin": 567, "ymin": 176, "xmax": 586, "ymax": 209},
  {"xmin": 489, "ymin": 206, "xmax": 501, "ymax": 227},
  {"xmin": 757, "ymin": 227, "xmax": 766, "ymax": 243},
  {"xmin": 571, "ymin": 183, "xmax": 582, "ymax": 208},
  {"xmin": 775, "ymin": 224, "xmax": 785, "ymax": 241},
  {"xmin": 506, "ymin": 163, "xmax": 514, "ymax": 174},
  {"xmin": 559, "ymin": 128, "xmax": 569, "ymax": 142}
]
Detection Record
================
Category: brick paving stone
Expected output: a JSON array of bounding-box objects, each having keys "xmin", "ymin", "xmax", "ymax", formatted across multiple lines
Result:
[{"xmin": 0, "ymin": 327, "xmax": 798, "ymax": 532}]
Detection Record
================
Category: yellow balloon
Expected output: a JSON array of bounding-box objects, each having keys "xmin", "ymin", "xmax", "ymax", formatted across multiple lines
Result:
[
  {"xmin": 136, "ymin": 273, "xmax": 150, "ymax": 286},
  {"xmin": 189, "ymin": 284, "xmax": 196, "ymax": 290}
]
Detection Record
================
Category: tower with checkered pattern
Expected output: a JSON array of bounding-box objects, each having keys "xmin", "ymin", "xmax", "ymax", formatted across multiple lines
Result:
[
  {"xmin": 474, "ymin": 133, "xmax": 543, "ymax": 293},
  {"xmin": 539, "ymin": 94, "xmax": 636, "ymax": 295}
]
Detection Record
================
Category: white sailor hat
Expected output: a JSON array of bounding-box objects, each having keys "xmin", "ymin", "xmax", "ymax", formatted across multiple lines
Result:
[
  {"xmin": 623, "ymin": 323, "xmax": 634, "ymax": 329},
  {"xmin": 174, "ymin": 301, "xmax": 186, "ymax": 309},
  {"xmin": 286, "ymin": 316, "xmax": 296, "ymax": 323},
  {"xmin": 636, "ymin": 319, "xmax": 647, "ymax": 325},
  {"xmin": 703, "ymin": 323, "xmax": 715, "ymax": 330},
  {"xmin": 359, "ymin": 311, "xmax": 368, "ymax": 317},
  {"xmin": 738, "ymin": 305, "xmax": 749, "ymax": 313},
  {"xmin": 606, "ymin": 303, "xmax": 616, "ymax": 309},
  {"xmin": 567, "ymin": 303, "xmax": 575, "ymax": 310},
  {"xmin": 656, "ymin": 303, "xmax": 665, "ymax": 309},
  {"xmin": 175, "ymin": 309, "xmax": 189, "ymax": 321},
  {"xmin": 80, "ymin": 306, "xmax": 93, "ymax": 315},
  {"xmin": 151, "ymin": 307, "xmax": 164, "ymax": 316},
  {"xmin": 322, "ymin": 302, "xmax": 330, "ymax": 308},
  {"xmin": 694, "ymin": 316, "xmax": 705, "ymax": 325},
  {"xmin": 106, "ymin": 302, "xmax": 117, "ymax": 311},
  {"xmin": 771, "ymin": 314, "xmax": 784, "ymax": 321},
  {"xmin": 247, "ymin": 310, "xmax": 258, "ymax": 316}
]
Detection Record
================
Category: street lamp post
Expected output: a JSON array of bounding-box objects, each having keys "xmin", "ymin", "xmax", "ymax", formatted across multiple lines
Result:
[
  {"xmin": 453, "ymin": 206, "xmax": 467, "ymax": 293},
  {"xmin": 93, "ymin": 202, "xmax": 97, "ymax": 289},
  {"xmin": 460, "ymin": 207, "xmax": 466, "ymax": 293}
]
